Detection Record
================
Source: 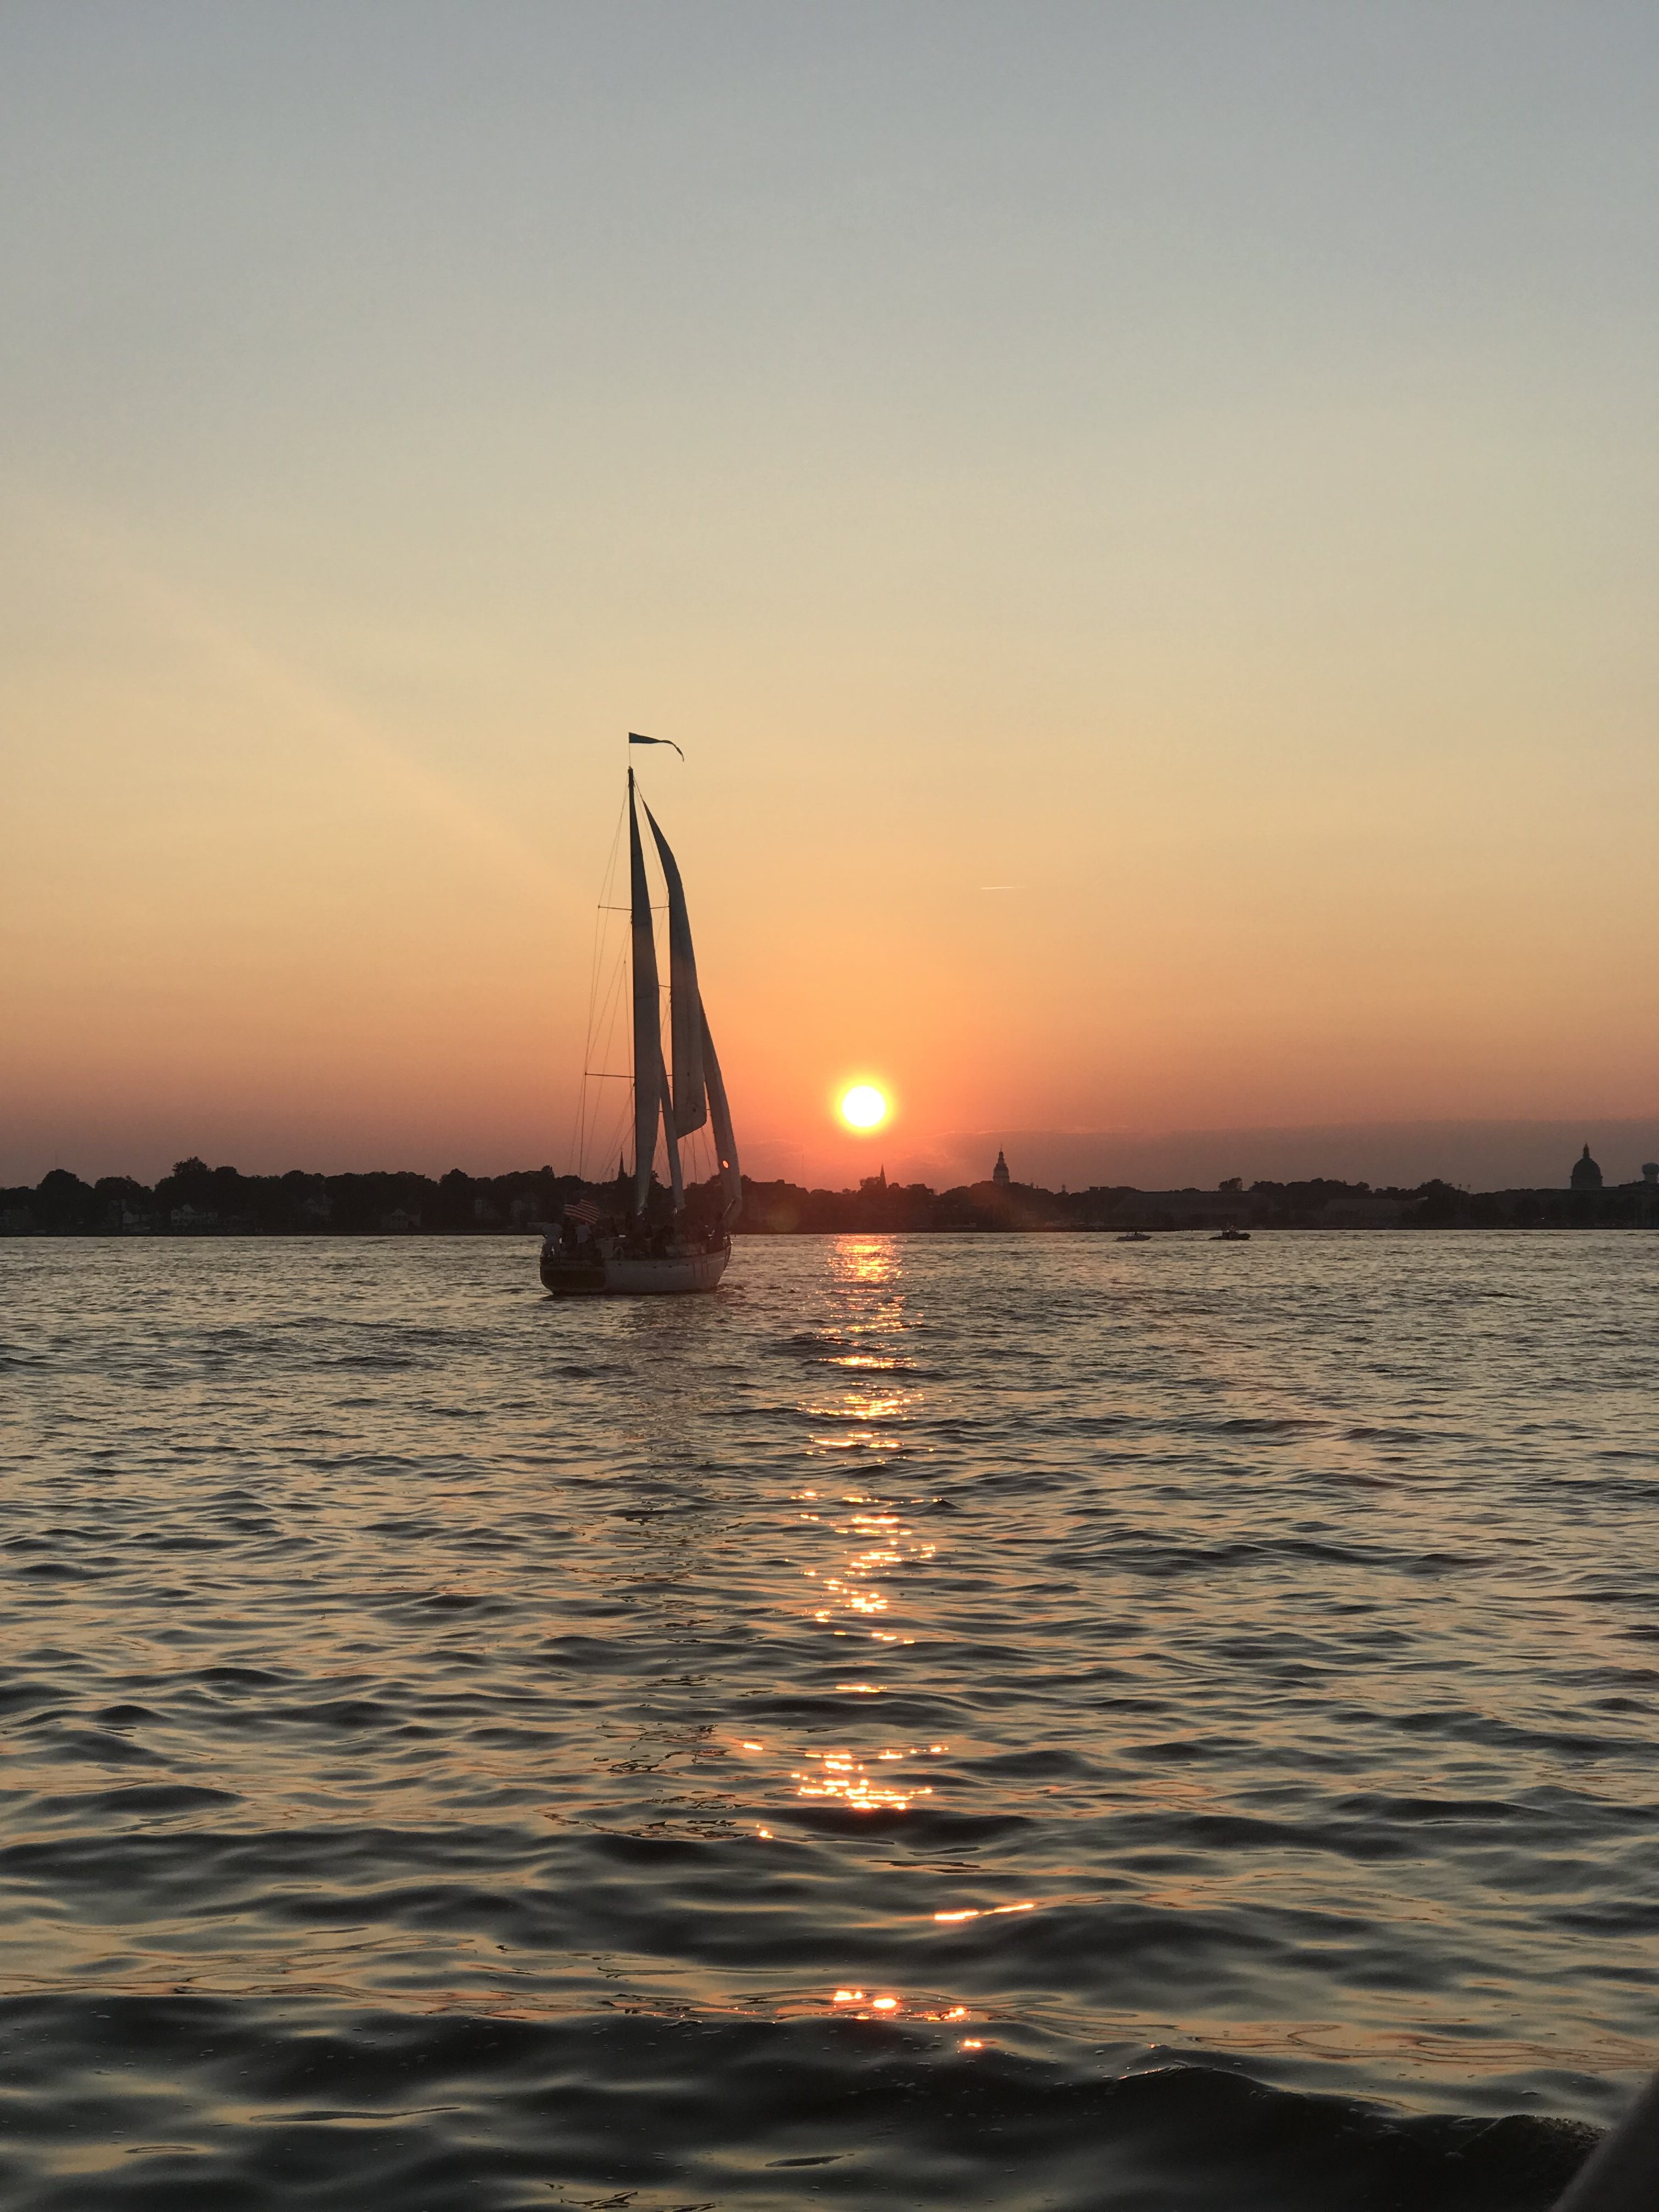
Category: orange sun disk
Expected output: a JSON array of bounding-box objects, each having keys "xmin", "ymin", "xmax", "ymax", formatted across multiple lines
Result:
[{"xmin": 839, "ymin": 1085, "xmax": 888, "ymax": 1131}]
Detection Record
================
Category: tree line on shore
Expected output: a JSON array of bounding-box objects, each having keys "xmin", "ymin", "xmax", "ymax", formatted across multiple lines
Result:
[{"xmin": 3, "ymin": 1159, "xmax": 1652, "ymax": 1235}]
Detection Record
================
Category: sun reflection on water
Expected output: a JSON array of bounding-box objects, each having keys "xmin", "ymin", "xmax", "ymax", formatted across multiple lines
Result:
[
  {"xmin": 778, "ymin": 1244, "xmax": 949, "ymax": 1826},
  {"xmin": 802, "ymin": 1502, "xmax": 936, "ymax": 1633},
  {"xmin": 823, "ymin": 1988, "xmax": 981, "ymax": 2027},
  {"xmin": 792, "ymin": 1747, "xmax": 932, "ymax": 1813}
]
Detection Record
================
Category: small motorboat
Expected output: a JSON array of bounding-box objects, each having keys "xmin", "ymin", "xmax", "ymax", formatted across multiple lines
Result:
[
  {"xmin": 1213, "ymin": 1225, "xmax": 1251, "ymax": 1242},
  {"xmin": 1118, "ymin": 1229, "xmax": 1153, "ymax": 1244}
]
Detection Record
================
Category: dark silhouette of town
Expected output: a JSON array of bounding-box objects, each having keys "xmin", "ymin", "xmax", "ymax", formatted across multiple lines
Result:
[{"xmin": 5, "ymin": 1143, "xmax": 1656, "ymax": 1238}]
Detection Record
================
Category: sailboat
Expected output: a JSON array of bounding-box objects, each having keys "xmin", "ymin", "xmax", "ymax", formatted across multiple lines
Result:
[{"xmin": 539, "ymin": 764, "xmax": 740, "ymax": 1296}]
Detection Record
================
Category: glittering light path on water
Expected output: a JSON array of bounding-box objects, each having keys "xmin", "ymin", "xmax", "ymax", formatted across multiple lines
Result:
[{"xmin": 1, "ymin": 1231, "xmax": 1654, "ymax": 2208}]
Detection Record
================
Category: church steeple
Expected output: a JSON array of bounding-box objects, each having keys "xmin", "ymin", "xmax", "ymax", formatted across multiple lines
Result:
[{"xmin": 992, "ymin": 1149, "xmax": 1010, "ymax": 1188}]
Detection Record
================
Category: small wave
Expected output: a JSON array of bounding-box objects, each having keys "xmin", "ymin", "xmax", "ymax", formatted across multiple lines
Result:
[
  {"xmin": 0, "ymin": 1996, "xmax": 1600, "ymax": 2211},
  {"xmin": 33, "ymin": 1782, "xmax": 240, "ymax": 1819}
]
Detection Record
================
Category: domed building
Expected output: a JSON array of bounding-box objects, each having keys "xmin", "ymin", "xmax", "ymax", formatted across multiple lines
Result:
[
  {"xmin": 992, "ymin": 1149, "xmax": 1011, "ymax": 1188},
  {"xmin": 1570, "ymin": 1144, "xmax": 1602, "ymax": 1191}
]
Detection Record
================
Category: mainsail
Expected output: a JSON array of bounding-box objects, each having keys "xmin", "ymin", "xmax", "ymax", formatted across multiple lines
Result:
[
  {"xmin": 645, "ymin": 803, "xmax": 707, "ymax": 1137},
  {"xmin": 627, "ymin": 772, "xmax": 741, "ymax": 1222}
]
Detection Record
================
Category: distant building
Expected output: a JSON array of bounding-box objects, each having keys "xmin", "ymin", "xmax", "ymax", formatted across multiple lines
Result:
[
  {"xmin": 1570, "ymin": 1145, "xmax": 1603, "ymax": 1192},
  {"xmin": 992, "ymin": 1150, "xmax": 1010, "ymax": 1188},
  {"xmin": 1644, "ymin": 1164, "xmax": 1659, "ymax": 1188}
]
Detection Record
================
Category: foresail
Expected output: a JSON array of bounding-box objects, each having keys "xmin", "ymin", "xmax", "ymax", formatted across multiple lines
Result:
[
  {"xmin": 627, "ymin": 774, "xmax": 662, "ymax": 1215},
  {"xmin": 644, "ymin": 804, "xmax": 708, "ymax": 1138},
  {"xmin": 699, "ymin": 1003, "xmax": 742, "ymax": 1221},
  {"xmin": 659, "ymin": 1028, "xmax": 685, "ymax": 1209}
]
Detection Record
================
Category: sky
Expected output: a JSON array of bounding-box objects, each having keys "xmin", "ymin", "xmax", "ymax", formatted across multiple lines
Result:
[{"xmin": 3, "ymin": 3, "xmax": 1656, "ymax": 1190}]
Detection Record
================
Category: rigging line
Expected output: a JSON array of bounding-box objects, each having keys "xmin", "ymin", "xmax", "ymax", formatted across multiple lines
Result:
[
  {"xmin": 575, "ymin": 794, "xmax": 628, "ymax": 1179},
  {"xmin": 585, "ymin": 942, "xmax": 630, "ymax": 1180},
  {"xmin": 587, "ymin": 800, "xmax": 625, "ymax": 989},
  {"xmin": 595, "ymin": 944, "xmax": 629, "ymax": 1030},
  {"xmin": 575, "ymin": 815, "xmax": 611, "ymax": 1172}
]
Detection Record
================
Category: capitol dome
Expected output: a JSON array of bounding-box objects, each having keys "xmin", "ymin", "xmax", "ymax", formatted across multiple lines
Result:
[{"xmin": 1570, "ymin": 1144, "xmax": 1602, "ymax": 1192}]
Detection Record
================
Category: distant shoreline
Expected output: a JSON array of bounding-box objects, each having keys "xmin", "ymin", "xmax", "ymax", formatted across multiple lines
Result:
[
  {"xmin": 6, "ymin": 1159, "xmax": 1656, "ymax": 1238},
  {"xmin": 8, "ymin": 1222, "xmax": 1654, "ymax": 1238}
]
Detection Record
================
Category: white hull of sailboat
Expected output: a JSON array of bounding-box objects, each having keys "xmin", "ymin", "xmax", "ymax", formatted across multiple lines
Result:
[
  {"xmin": 540, "ymin": 1245, "xmax": 730, "ymax": 1297},
  {"xmin": 603, "ymin": 1248, "xmax": 729, "ymax": 1296}
]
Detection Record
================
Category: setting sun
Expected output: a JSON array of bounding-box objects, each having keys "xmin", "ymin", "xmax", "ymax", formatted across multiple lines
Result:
[{"xmin": 840, "ymin": 1085, "xmax": 888, "ymax": 1132}]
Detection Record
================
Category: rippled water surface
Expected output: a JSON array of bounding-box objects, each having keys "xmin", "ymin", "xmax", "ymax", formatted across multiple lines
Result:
[{"xmin": 3, "ymin": 1232, "xmax": 1656, "ymax": 2209}]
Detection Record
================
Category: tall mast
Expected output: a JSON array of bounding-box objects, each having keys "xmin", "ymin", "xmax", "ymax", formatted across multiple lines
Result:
[
  {"xmin": 627, "ymin": 767, "xmax": 663, "ymax": 1216},
  {"xmin": 627, "ymin": 764, "xmax": 687, "ymax": 1216}
]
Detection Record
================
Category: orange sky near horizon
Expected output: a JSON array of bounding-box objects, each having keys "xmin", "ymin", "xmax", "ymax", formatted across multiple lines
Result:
[{"xmin": 3, "ymin": 7, "xmax": 1656, "ymax": 1190}]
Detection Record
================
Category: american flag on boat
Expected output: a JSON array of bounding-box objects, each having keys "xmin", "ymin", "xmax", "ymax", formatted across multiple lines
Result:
[{"xmin": 565, "ymin": 1198, "xmax": 602, "ymax": 1226}]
